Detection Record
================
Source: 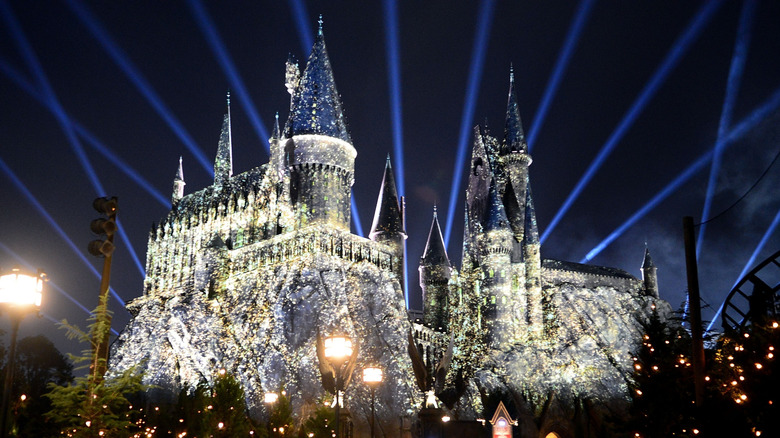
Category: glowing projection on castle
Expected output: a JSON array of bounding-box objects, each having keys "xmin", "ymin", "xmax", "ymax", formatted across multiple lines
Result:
[{"xmin": 110, "ymin": 21, "xmax": 670, "ymax": 438}]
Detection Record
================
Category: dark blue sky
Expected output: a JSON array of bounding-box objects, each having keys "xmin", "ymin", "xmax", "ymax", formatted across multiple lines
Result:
[{"xmin": 1, "ymin": 0, "xmax": 779, "ymax": 358}]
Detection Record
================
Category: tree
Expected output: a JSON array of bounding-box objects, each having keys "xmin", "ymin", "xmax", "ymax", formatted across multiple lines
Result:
[
  {"xmin": 44, "ymin": 301, "xmax": 145, "ymax": 437},
  {"xmin": 6, "ymin": 335, "xmax": 73, "ymax": 437},
  {"xmin": 298, "ymin": 403, "xmax": 335, "ymax": 438}
]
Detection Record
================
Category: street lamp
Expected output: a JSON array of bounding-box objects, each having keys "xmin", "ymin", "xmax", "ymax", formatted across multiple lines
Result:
[
  {"xmin": 0, "ymin": 267, "xmax": 45, "ymax": 438},
  {"xmin": 362, "ymin": 366, "xmax": 383, "ymax": 438},
  {"xmin": 323, "ymin": 335, "xmax": 353, "ymax": 438},
  {"xmin": 264, "ymin": 392, "xmax": 278, "ymax": 437}
]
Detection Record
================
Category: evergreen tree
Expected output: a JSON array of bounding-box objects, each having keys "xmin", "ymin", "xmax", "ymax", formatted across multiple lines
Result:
[
  {"xmin": 298, "ymin": 403, "xmax": 335, "ymax": 438},
  {"xmin": 44, "ymin": 301, "xmax": 145, "ymax": 437}
]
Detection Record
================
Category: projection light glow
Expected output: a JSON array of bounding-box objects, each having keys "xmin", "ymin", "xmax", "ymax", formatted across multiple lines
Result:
[
  {"xmin": 541, "ymin": 0, "xmax": 725, "ymax": 244},
  {"xmin": 63, "ymin": 0, "xmax": 212, "ymax": 174},
  {"xmin": 527, "ymin": 0, "xmax": 595, "ymax": 152},
  {"xmin": 697, "ymin": 0, "xmax": 757, "ymax": 257},
  {"xmin": 383, "ymin": 0, "xmax": 406, "ymax": 198},
  {"xmin": 1, "ymin": 1, "xmax": 144, "ymax": 278},
  {"xmin": 0, "ymin": 57, "xmax": 169, "ymax": 208},
  {"xmin": 0, "ymin": 157, "xmax": 128, "ymax": 309},
  {"xmin": 444, "ymin": 0, "xmax": 497, "ymax": 246},
  {"xmin": 351, "ymin": 193, "xmax": 364, "ymax": 237},
  {"xmin": 188, "ymin": 0, "xmax": 270, "ymax": 151},
  {"xmin": 581, "ymin": 84, "xmax": 780, "ymax": 263},
  {"xmin": 288, "ymin": 0, "xmax": 314, "ymax": 55}
]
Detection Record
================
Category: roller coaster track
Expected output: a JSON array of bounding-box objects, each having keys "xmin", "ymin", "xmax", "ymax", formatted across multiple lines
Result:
[{"xmin": 721, "ymin": 249, "xmax": 780, "ymax": 332}]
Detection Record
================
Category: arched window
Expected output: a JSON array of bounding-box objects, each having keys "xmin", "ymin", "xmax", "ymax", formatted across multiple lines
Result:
[{"xmin": 545, "ymin": 433, "xmax": 561, "ymax": 438}]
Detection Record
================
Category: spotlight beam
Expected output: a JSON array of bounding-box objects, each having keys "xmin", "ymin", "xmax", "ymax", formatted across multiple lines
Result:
[
  {"xmin": 528, "ymin": 0, "xmax": 596, "ymax": 152},
  {"xmin": 63, "ymin": 0, "xmax": 212, "ymax": 174},
  {"xmin": 581, "ymin": 85, "xmax": 780, "ymax": 263},
  {"xmin": 383, "ymin": 0, "xmax": 409, "ymax": 299},
  {"xmin": 1, "ymin": 0, "xmax": 144, "ymax": 281},
  {"xmin": 444, "ymin": 0, "xmax": 497, "ymax": 246},
  {"xmin": 351, "ymin": 192, "xmax": 364, "ymax": 237},
  {"xmin": 188, "ymin": 0, "xmax": 271, "ymax": 152},
  {"xmin": 0, "ymin": 156, "xmax": 129, "ymax": 311},
  {"xmin": 0, "ymin": 57, "xmax": 169, "ymax": 208},
  {"xmin": 706, "ymin": 206, "xmax": 780, "ymax": 333},
  {"xmin": 541, "ymin": 0, "xmax": 725, "ymax": 244},
  {"xmin": 288, "ymin": 0, "xmax": 314, "ymax": 55},
  {"xmin": 697, "ymin": 0, "xmax": 757, "ymax": 257}
]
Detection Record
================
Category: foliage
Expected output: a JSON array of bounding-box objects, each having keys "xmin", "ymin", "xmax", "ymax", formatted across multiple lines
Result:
[
  {"xmin": 268, "ymin": 389, "xmax": 294, "ymax": 437},
  {"xmin": 43, "ymin": 301, "xmax": 145, "ymax": 437},
  {"xmin": 297, "ymin": 403, "xmax": 335, "ymax": 438},
  {"xmin": 626, "ymin": 308, "xmax": 780, "ymax": 437},
  {"xmin": 6, "ymin": 335, "xmax": 73, "ymax": 437}
]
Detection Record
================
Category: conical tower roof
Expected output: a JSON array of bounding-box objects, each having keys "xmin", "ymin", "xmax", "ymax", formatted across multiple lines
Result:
[
  {"xmin": 486, "ymin": 177, "xmax": 509, "ymax": 232},
  {"xmin": 175, "ymin": 156, "xmax": 184, "ymax": 182},
  {"xmin": 503, "ymin": 66, "xmax": 526, "ymax": 154},
  {"xmin": 284, "ymin": 19, "xmax": 351, "ymax": 144},
  {"xmin": 642, "ymin": 246, "xmax": 655, "ymax": 269},
  {"xmin": 421, "ymin": 207, "xmax": 450, "ymax": 267},
  {"xmin": 369, "ymin": 156, "xmax": 405, "ymax": 239},
  {"xmin": 214, "ymin": 94, "xmax": 233, "ymax": 185}
]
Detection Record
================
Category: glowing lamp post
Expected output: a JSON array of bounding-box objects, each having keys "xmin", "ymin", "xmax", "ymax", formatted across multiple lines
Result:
[
  {"xmin": 264, "ymin": 392, "xmax": 278, "ymax": 437},
  {"xmin": 324, "ymin": 335, "xmax": 353, "ymax": 438},
  {"xmin": 0, "ymin": 267, "xmax": 45, "ymax": 438},
  {"xmin": 362, "ymin": 366, "xmax": 383, "ymax": 438}
]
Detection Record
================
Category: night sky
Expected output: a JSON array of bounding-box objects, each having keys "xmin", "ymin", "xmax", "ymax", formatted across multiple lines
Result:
[{"xmin": 1, "ymin": 0, "xmax": 779, "ymax": 358}]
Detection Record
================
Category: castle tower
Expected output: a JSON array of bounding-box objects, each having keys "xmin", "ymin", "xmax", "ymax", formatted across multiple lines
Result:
[
  {"xmin": 214, "ymin": 95, "xmax": 233, "ymax": 186},
  {"xmin": 463, "ymin": 126, "xmax": 492, "ymax": 268},
  {"xmin": 642, "ymin": 246, "xmax": 659, "ymax": 298},
  {"xmin": 523, "ymin": 181, "xmax": 543, "ymax": 338},
  {"xmin": 369, "ymin": 156, "xmax": 407, "ymax": 294},
  {"xmin": 481, "ymin": 178, "xmax": 513, "ymax": 348},
  {"xmin": 172, "ymin": 156, "xmax": 185, "ymax": 205},
  {"xmin": 501, "ymin": 68, "xmax": 533, "ymax": 259},
  {"xmin": 282, "ymin": 20, "xmax": 356, "ymax": 231},
  {"xmin": 419, "ymin": 206, "xmax": 451, "ymax": 332}
]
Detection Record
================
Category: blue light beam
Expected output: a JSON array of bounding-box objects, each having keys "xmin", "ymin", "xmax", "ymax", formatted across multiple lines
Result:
[
  {"xmin": 188, "ymin": 0, "xmax": 271, "ymax": 152},
  {"xmin": 581, "ymin": 85, "xmax": 780, "ymax": 263},
  {"xmin": 527, "ymin": 0, "xmax": 595, "ymax": 152},
  {"xmin": 63, "ymin": 0, "xmax": 212, "ymax": 174},
  {"xmin": 541, "ymin": 0, "xmax": 725, "ymax": 244},
  {"xmin": 0, "ymin": 57, "xmax": 169, "ymax": 208},
  {"xmin": 383, "ymin": 0, "xmax": 405, "ymax": 197},
  {"xmin": 697, "ymin": 0, "xmax": 757, "ymax": 257},
  {"xmin": 1, "ymin": 1, "xmax": 144, "ymax": 280},
  {"xmin": 382, "ymin": 0, "xmax": 409, "ymax": 301},
  {"xmin": 0, "ymin": 156, "xmax": 129, "ymax": 310},
  {"xmin": 288, "ymin": 0, "xmax": 314, "ymax": 54},
  {"xmin": 351, "ymin": 191, "xmax": 364, "ymax": 237},
  {"xmin": 444, "ymin": 0, "xmax": 497, "ymax": 246}
]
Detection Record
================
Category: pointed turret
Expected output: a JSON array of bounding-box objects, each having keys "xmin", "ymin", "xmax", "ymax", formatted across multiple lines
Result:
[
  {"xmin": 214, "ymin": 93, "xmax": 233, "ymax": 185},
  {"xmin": 503, "ymin": 66, "xmax": 526, "ymax": 154},
  {"xmin": 284, "ymin": 17, "xmax": 351, "ymax": 144},
  {"xmin": 370, "ymin": 156, "xmax": 407, "ymax": 296},
  {"xmin": 523, "ymin": 181, "xmax": 539, "ymax": 246},
  {"xmin": 421, "ymin": 206, "xmax": 450, "ymax": 268},
  {"xmin": 369, "ymin": 156, "xmax": 405, "ymax": 239},
  {"xmin": 485, "ymin": 178, "xmax": 510, "ymax": 233},
  {"xmin": 523, "ymin": 179, "xmax": 543, "ymax": 338},
  {"xmin": 172, "ymin": 156, "xmax": 185, "ymax": 205},
  {"xmin": 642, "ymin": 246, "xmax": 659, "ymax": 298},
  {"xmin": 420, "ymin": 206, "xmax": 452, "ymax": 332}
]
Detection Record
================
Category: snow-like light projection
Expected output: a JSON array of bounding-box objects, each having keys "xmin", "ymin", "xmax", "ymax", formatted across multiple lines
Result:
[{"xmin": 111, "ymin": 24, "xmax": 671, "ymax": 437}]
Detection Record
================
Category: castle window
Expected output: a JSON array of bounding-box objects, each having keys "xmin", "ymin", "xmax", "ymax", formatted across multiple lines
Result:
[
  {"xmin": 489, "ymin": 269, "xmax": 494, "ymax": 278},
  {"xmin": 491, "ymin": 296, "xmax": 496, "ymax": 304}
]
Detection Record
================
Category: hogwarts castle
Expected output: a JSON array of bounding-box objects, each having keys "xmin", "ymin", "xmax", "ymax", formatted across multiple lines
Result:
[{"xmin": 110, "ymin": 22, "xmax": 669, "ymax": 438}]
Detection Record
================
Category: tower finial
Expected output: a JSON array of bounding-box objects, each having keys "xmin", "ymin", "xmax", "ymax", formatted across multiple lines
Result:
[
  {"xmin": 226, "ymin": 90, "xmax": 231, "ymax": 108},
  {"xmin": 510, "ymin": 63, "xmax": 514, "ymax": 84},
  {"xmin": 318, "ymin": 14, "xmax": 323, "ymax": 36}
]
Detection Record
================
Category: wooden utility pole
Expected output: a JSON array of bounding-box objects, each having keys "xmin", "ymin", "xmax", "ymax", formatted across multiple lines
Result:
[{"xmin": 683, "ymin": 216, "xmax": 706, "ymax": 407}]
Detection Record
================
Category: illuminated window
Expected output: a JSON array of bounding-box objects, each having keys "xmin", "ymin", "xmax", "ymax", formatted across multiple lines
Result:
[{"xmin": 545, "ymin": 433, "xmax": 561, "ymax": 438}]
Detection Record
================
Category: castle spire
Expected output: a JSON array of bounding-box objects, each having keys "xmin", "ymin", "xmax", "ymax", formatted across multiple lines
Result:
[
  {"xmin": 503, "ymin": 65, "xmax": 526, "ymax": 154},
  {"xmin": 172, "ymin": 156, "xmax": 186, "ymax": 205},
  {"xmin": 421, "ymin": 206, "xmax": 450, "ymax": 267},
  {"xmin": 214, "ymin": 92, "xmax": 233, "ymax": 185},
  {"xmin": 284, "ymin": 18, "xmax": 351, "ymax": 144},
  {"xmin": 642, "ymin": 245, "xmax": 659, "ymax": 297},
  {"xmin": 486, "ymin": 177, "xmax": 509, "ymax": 232},
  {"xmin": 272, "ymin": 112, "xmax": 280, "ymax": 139},
  {"xmin": 369, "ymin": 156, "xmax": 405, "ymax": 239}
]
